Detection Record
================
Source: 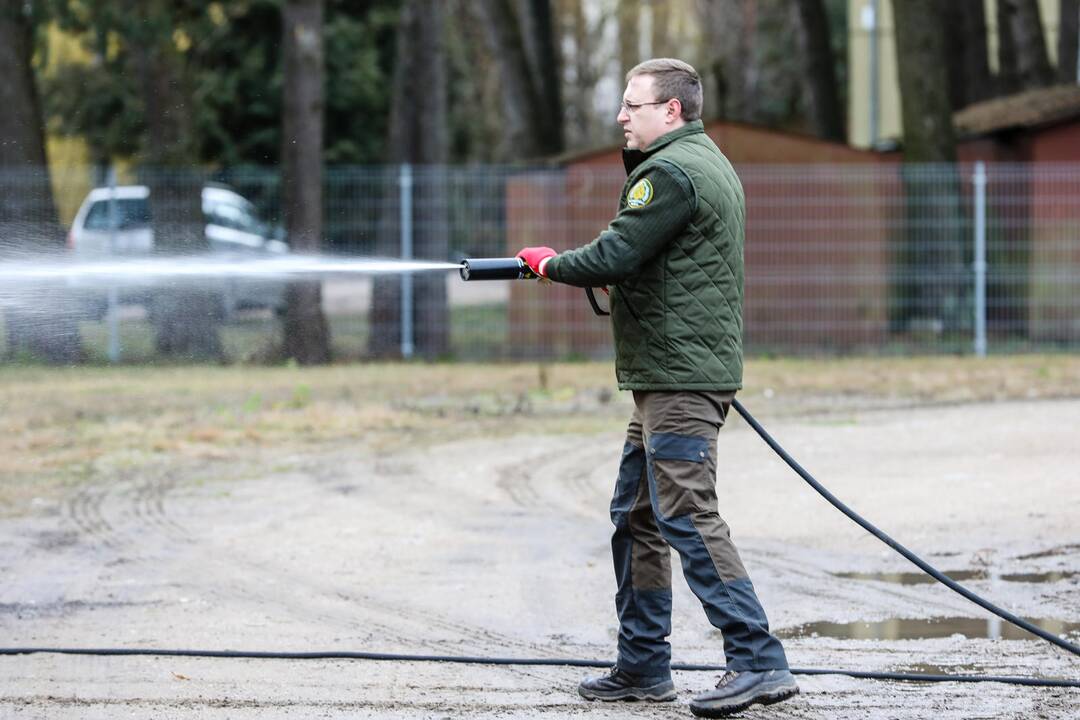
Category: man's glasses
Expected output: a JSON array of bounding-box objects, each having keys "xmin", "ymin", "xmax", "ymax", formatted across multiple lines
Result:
[{"xmin": 620, "ymin": 99, "xmax": 671, "ymax": 113}]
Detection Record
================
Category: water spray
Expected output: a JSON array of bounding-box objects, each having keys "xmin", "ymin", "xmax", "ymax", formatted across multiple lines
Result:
[
  {"xmin": 0, "ymin": 252, "xmax": 544, "ymax": 286},
  {"xmin": 0, "ymin": 255, "xmax": 464, "ymax": 285}
]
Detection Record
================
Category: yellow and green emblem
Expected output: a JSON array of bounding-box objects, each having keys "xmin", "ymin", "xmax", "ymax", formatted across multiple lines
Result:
[{"xmin": 626, "ymin": 178, "xmax": 653, "ymax": 208}]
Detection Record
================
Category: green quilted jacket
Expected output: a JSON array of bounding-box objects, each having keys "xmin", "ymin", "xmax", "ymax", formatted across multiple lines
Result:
[{"xmin": 546, "ymin": 120, "xmax": 745, "ymax": 391}]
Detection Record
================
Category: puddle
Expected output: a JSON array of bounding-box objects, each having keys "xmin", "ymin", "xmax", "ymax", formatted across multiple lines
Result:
[
  {"xmin": 835, "ymin": 570, "xmax": 983, "ymax": 585},
  {"xmin": 833, "ymin": 570, "xmax": 1077, "ymax": 585},
  {"xmin": 1000, "ymin": 570, "xmax": 1078, "ymax": 583},
  {"xmin": 1014, "ymin": 544, "xmax": 1080, "ymax": 560},
  {"xmin": 892, "ymin": 662, "xmax": 987, "ymax": 676},
  {"xmin": 778, "ymin": 616, "xmax": 1080, "ymax": 641}
]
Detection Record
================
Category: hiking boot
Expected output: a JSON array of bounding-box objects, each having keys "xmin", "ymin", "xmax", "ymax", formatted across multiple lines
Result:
[
  {"xmin": 577, "ymin": 666, "xmax": 676, "ymax": 702},
  {"xmin": 689, "ymin": 669, "xmax": 799, "ymax": 717}
]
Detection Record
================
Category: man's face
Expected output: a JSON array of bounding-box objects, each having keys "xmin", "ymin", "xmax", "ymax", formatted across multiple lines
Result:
[{"xmin": 617, "ymin": 74, "xmax": 678, "ymax": 150}]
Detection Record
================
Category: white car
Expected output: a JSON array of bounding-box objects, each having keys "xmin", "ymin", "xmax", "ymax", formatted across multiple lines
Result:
[{"xmin": 67, "ymin": 184, "xmax": 289, "ymax": 318}]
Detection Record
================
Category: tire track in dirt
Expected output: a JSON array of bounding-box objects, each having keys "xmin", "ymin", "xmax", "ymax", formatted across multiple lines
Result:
[
  {"xmin": 100, "ymin": 466, "xmax": 574, "ymax": 684},
  {"xmin": 494, "ymin": 438, "xmax": 611, "ymax": 516},
  {"xmin": 194, "ymin": 552, "xmax": 570, "ymax": 684},
  {"xmin": 130, "ymin": 469, "xmax": 191, "ymax": 544},
  {"xmin": 496, "ymin": 464, "xmax": 543, "ymax": 507},
  {"xmin": 62, "ymin": 468, "xmax": 191, "ymax": 552},
  {"xmin": 62, "ymin": 483, "xmax": 120, "ymax": 549},
  {"xmin": 50, "ymin": 454, "xmax": 581, "ymax": 685},
  {"xmin": 58, "ymin": 488, "xmax": 444, "ymax": 663}
]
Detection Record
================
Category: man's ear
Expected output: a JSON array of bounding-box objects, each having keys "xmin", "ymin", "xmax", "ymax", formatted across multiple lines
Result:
[{"xmin": 666, "ymin": 98, "xmax": 683, "ymax": 122}]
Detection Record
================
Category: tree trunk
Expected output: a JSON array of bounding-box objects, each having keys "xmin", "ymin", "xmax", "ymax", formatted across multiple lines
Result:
[
  {"xmin": 0, "ymin": 0, "xmax": 81, "ymax": 363},
  {"xmin": 650, "ymin": 0, "xmax": 671, "ymax": 58},
  {"xmin": 524, "ymin": 0, "xmax": 563, "ymax": 150},
  {"xmin": 997, "ymin": 0, "xmax": 1020, "ymax": 93},
  {"xmin": 474, "ymin": 0, "xmax": 562, "ymax": 159},
  {"xmin": 943, "ymin": 1, "xmax": 993, "ymax": 110},
  {"xmin": 562, "ymin": 0, "xmax": 598, "ymax": 146},
  {"xmin": 369, "ymin": 0, "xmax": 449, "ymax": 359},
  {"xmin": 893, "ymin": 1, "xmax": 956, "ymax": 163},
  {"xmin": 131, "ymin": 0, "xmax": 223, "ymax": 361},
  {"xmin": 561, "ymin": 0, "xmax": 604, "ymax": 146},
  {"xmin": 892, "ymin": 0, "xmax": 966, "ymax": 334},
  {"xmin": 445, "ymin": 0, "xmax": 500, "ymax": 161},
  {"xmin": 1059, "ymin": 0, "xmax": 1079, "ymax": 83},
  {"xmin": 999, "ymin": 0, "xmax": 1054, "ymax": 90},
  {"xmin": 698, "ymin": 0, "xmax": 756, "ymax": 122},
  {"xmin": 794, "ymin": 0, "xmax": 844, "ymax": 141},
  {"xmin": 617, "ymin": 0, "xmax": 640, "ymax": 79},
  {"xmin": 0, "ymin": 2, "xmax": 53, "ymax": 211},
  {"xmin": 281, "ymin": 0, "xmax": 331, "ymax": 365}
]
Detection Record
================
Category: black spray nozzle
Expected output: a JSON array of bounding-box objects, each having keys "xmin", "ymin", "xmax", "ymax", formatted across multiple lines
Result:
[{"xmin": 459, "ymin": 257, "xmax": 536, "ymax": 281}]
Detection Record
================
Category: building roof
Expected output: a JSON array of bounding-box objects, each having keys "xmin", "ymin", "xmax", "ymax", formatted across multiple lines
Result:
[{"xmin": 954, "ymin": 85, "xmax": 1080, "ymax": 137}]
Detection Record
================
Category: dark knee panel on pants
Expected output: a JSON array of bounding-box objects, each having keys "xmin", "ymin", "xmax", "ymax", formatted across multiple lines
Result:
[
  {"xmin": 611, "ymin": 441, "xmax": 671, "ymax": 590},
  {"xmin": 609, "ymin": 441, "xmax": 643, "ymax": 528},
  {"xmin": 610, "ymin": 441, "xmax": 673, "ymax": 674}
]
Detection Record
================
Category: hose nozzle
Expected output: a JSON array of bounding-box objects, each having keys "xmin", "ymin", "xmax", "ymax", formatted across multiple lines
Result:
[{"xmin": 459, "ymin": 257, "xmax": 536, "ymax": 281}]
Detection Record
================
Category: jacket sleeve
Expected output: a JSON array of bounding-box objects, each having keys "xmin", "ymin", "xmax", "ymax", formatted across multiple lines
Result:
[{"xmin": 545, "ymin": 161, "xmax": 696, "ymax": 288}]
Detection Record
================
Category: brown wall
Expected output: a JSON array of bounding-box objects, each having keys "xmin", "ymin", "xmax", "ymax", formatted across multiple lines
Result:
[
  {"xmin": 1029, "ymin": 123, "xmax": 1080, "ymax": 161},
  {"xmin": 958, "ymin": 136, "xmax": 1029, "ymax": 163},
  {"xmin": 506, "ymin": 168, "xmax": 623, "ymax": 358},
  {"xmin": 740, "ymin": 167, "xmax": 892, "ymax": 350},
  {"xmin": 1026, "ymin": 126, "xmax": 1080, "ymax": 341},
  {"xmin": 957, "ymin": 124, "xmax": 1080, "ymax": 343}
]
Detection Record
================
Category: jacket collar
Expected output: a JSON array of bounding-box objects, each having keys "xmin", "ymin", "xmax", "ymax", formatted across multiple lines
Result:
[{"xmin": 622, "ymin": 120, "xmax": 705, "ymax": 174}]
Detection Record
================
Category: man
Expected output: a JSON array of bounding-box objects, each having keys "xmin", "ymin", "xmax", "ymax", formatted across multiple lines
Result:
[{"xmin": 516, "ymin": 59, "xmax": 798, "ymax": 717}]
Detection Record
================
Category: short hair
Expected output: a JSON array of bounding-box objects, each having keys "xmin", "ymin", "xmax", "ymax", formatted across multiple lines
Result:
[{"xmin": 626, "ymin": 58, "xmax": 703, "ymax": 121}]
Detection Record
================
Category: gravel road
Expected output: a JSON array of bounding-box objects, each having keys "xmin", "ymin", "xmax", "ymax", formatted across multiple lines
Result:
[{"xmin": 2, "ymin": 398, "xmax": 1078, "ymax": 718}]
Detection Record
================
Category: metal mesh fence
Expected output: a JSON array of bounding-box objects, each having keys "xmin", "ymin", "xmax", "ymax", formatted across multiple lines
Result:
[{"xmin": 1, "ymin": 162, "xmax": 1079, "ymax": 363}]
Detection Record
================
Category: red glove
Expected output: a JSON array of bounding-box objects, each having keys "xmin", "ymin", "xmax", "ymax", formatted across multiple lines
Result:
[{"xmin": 516, "ymin": 246, "xmax": 557, "ymax": 277}]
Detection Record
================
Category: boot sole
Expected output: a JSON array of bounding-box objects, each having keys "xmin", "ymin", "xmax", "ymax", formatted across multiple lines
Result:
[
  {"xmin": 578, "ymin": 684, "xmax": 677, "ymax": 703},
  {"xmin": 689, "ymin": 683, "xmax": 799, "ymax": 717}
]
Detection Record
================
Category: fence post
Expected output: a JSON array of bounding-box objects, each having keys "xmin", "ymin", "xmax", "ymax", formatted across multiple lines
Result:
[
  {"xmin": 973, "ymin": 161, "xmax": 987, "ymax": 357},
  {"xmin": 106, "ymin": 166, "xmax": 121, "ymax": 363},
  {"xmin": 399, "ymin": 163, "xmax": 414, "ymax": 359}
]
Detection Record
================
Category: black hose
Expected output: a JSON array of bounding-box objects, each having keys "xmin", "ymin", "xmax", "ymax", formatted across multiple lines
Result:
[
  {"xmin": 731, "ymin": 398, "xmax": 1080, "ymax": 658},
  {"xmin": 3, "ymin": 401, "xmax": 1078, "ymax": 690},
  {"xmin": 0, "ymin": 646, "xmax": 1077, "ymax": 687}
]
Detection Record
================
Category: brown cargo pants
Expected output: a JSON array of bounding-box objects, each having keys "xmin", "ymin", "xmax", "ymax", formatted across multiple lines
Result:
[{"xmin": 609, "ymin": 390, "xmax": 788, "ymax": 676}]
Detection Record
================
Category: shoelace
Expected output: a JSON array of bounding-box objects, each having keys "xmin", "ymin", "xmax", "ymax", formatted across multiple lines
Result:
[{"xmin": 715, "ymin": 670, "xmax": 740, "ymax": 688}]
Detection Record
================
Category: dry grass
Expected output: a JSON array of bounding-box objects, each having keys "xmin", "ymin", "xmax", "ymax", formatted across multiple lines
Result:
[
  {"xmin": 2, "ymin": 356, "xmax": 1079, "ymax": 514},
  {"xmin": 742, "ymin": 354, "xmax": 1080, "ymax": 408}
]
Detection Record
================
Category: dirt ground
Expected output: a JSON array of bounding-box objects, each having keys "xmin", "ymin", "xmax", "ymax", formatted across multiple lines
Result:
[{"xmin": 1, "ymin": 363, "xmax": 1079, "ymax": 718}]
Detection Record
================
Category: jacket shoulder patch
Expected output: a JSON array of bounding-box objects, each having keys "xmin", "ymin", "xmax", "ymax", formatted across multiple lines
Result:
[{"xmin": 626, "ymin": 178, "xmax": 653, "ymax": 208}]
